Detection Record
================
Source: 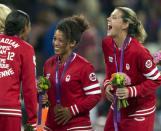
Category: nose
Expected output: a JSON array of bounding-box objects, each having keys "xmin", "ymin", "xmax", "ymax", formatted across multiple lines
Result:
[
  {"xmin": 107, "ymin": 16, "xmax": 111, "ymax": 21},
  {"xmin": 52, "ymin": 39, "xmax": 58, "ymax": 47}
]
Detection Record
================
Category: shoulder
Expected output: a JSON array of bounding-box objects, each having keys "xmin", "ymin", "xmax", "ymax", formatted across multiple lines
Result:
[
  {"xmin": 131, "ymin": 38, "xmax": 150, "ymax": 54},
  {"xmin": 44, "ymin": 56, "xmax": 57, "ymax": 68},
  {"xmin": 102, "ymin": 37, "xmax": 113, "ymax": 57},
  {"xmin": 102, "ymin": 36, "xmax": 113, "ymax": 45},
  {"xmin": 102, "ymin": 36, "xmax": 113, "ymax": 50},
  {"xmin": 74, "ymin": 53, "xmax": 94, "ymax": 68},
  {"xmin": 18, "ymin": 38, "xmax": 33, "ymax": 50},
  {"xmin": 75, "ymin": 53, "xmax": 90, "ymax": 64},
  {"xmin": 130, "ymin": 38, "xmax": 152, "ymax": 60},
  {"xmin": 0, "ymin": 35, "xmax": 34, "ymax": 52}
]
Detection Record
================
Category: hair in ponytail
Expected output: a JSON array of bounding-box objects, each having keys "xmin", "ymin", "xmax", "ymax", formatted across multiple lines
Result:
[{"xmin": 116, "ymin": 7, "xmax": 147, "ymax": 43}]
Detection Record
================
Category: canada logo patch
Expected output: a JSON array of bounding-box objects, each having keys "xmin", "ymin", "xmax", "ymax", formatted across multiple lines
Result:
[
  {"xmin": 65, "ymin": 75, "xmax": 71, "ymax": 82},
  {"xmin": 89, "ymin": 73, "xmax": 97, "ymax": 81},
  {"xmin": 126, "ymin": 63, "xmax": 130, "ymax": 70},
  {"xmin": 145, "ymin": 59, "xmax": 152, "ymax": 68},
  {"xmin": 109, "ymin": 56, "xmax": 113, "ymax": 63},
  {"xmin": 46, "ymin": 73, "xmax": 51, "ymax": 79}
]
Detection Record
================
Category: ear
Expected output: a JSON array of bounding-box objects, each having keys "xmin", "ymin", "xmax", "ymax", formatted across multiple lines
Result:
[
  {"xmin": 70, "ymin": 40, "xmax": 77, "ymax": 48},
  {"xmin": 19, "ymin": 25, "xmax": 27, "ymax": 36},
  {"xmin": 122, "ymin": 22, "xmax": 129, "ymax": 30},
  {"xmin": 19, "ymin": 25, "xmax": 30, "ymax": 40}
]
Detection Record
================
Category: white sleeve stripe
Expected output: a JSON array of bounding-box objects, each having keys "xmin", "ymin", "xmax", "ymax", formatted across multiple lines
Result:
[
  {"xmin": 74, "ymin": 104, "xmax": 79, "ymax": 114},
  {"xmin": 67, "ymin": 125, "xmax": 92, "ymax": 130},
  {"xmin": 143, "ymin": 67, "xmax": 158, "ymax": 77},
  {"xmin": 104, "ymin": 80, "xmax": 110, "ymax": 82},
  {"xmin": 31, "ymin": 124, "xmax": 37, "ymax": 126},
  {"xmin": 104, "ymin": 80, "xmax": 110, "ymax": 86},
  {"xmin": 146, "ymin": 72, "xmax": 160, "ymax": 80},
  {"xmin": 136, "ymin": 105, "xmax": 155, "ymax": 112},
  {"xmin": 85, "ymin": 90, "xmax": 101, "ymax": 95},
  {"xmin": 104, "ymin": 82, "xmax": 110, "ymax": 87},
  {"xmin": 71, "ymin": 106, "xmax": 76, "ymax": 116},
  {"xmin": 133, "ymin": 86, "xmax": 137, "ymax": 97},
  {"xmin": 0, "ymin": 108, "xmax": 21, "ymax": 112},
  {"xmin": 83, "ymin": 83, "xmax": 100, "ymax": 91},
  {"xmin": 129, "ymin": 87, "xmax": 133, "ymax": 97},
  {"xmin": 0, "ymin": 112, "xmax": 22, "ymax": 116},
  {"xmin": 71, "ymin": 53, "xmax": 76, "ymax": 61},
  {"xmin": 129, "ymin": 107, "xmax": 156, "ymax": 117},
  {"xmin": 44, "ymin": 125, "xmax": 52, "ymax": 130}
]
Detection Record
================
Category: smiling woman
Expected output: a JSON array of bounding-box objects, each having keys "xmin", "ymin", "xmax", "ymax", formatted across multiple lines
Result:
[
  {"xmin": 52, "ymin": 30, "xmax": 68, "ymax": 57},
  {"xmin": 41, "ymin": 15, "xmax": 102, "ymax": 131}
]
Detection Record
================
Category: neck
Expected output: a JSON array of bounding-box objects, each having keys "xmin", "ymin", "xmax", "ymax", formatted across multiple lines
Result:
[
  {"xmin": 59, "ymin": 51, "xmax": 72, "ymax": 65},
  {"xmin": 113, "ymin": 32, "xmax": 128, "ymax": 48}
]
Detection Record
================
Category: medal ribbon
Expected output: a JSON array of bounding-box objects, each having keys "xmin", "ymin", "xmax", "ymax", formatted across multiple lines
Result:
[
  {"xmin": 38, "ymin": 91, "xmax": 45, "ymax": 125},
  {"xmin": 113, "ymin": 36, "xmax": 130, "ymax": 131},
  {"xmin": 55, "ymin": 52, "xmax": 74, "ymax": 104}
]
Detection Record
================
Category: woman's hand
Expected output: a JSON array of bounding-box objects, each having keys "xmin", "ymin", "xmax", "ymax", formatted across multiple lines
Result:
[
  {"xmin": 42, "ymin": 93, "xmax": 48, "ymax": 105},
  {"xmin": 55, "ymin": 107, "xmax": 72, "ymax": 125},
  {"xmin": 116, "ymin": 87, "xmax": 129, "ymax": 99},
  {"xmin": 105, "ymin": 85, "xmax": 114, "ymax": 102}
]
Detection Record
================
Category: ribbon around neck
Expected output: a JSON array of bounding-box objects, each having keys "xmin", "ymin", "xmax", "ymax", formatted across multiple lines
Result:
[
  {"xmin": 113, "ymin": 36, "xmax": 130, "ymax": 131},
  {"xmin": 55, "ymin": 52, "xmax": 74, "ymax": 104}
]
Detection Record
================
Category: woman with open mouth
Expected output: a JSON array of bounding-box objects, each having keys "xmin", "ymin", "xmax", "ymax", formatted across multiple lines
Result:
[{"xmin": 102, "ymin": 7, "xmax": 161, "ymax": 131}]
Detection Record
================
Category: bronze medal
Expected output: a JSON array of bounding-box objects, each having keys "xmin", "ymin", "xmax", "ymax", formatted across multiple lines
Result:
[{"xmin": 54, "ymin": 104, "xmax": 63, "ymax": 115}]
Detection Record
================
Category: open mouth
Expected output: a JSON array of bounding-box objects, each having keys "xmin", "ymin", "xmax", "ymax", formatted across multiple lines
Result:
[
  {"xmin": 55, "ymin": 47, "xmax": 60, "ymax": 50},
  {"xmin": 54, "ymin": 47, "xmax": 61, "ymax": 52},
  {"xmin": 108, "ymin": 25, "xmax": 112, "ymax": 31}
]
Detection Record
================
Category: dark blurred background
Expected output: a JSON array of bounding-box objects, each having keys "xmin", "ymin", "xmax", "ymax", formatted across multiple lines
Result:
[{"xmin": 1, "ymin": 0, "xmax": 161, "ymax": 130}]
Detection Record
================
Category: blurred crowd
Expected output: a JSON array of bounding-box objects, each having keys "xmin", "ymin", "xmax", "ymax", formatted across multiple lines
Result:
[{"xmin": 1, "ymin": 0, "xmax": 161, "ymax": 130}]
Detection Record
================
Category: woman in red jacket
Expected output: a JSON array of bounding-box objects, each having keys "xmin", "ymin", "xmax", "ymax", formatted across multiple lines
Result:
[
  {"xmin": 0, "ymin": 10, "xmax": 37, "ymax": 131},
  {"xmin": 42, "ymin": 15, "xmax": 102, "ymax": 131},
  {"xmin": 102, "ymin": 7, "xmax": 161, "ymax": 131}
]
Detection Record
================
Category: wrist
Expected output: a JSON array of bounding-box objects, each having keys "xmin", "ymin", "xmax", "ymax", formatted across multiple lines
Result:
[
  {"xmin": 69, "ymin": 104, "xmax": 79, "ymax": 116},
  {"xmin": 103, "ymin": 79, "xmax": 111, "ymax": 88},
  {"xmin": 127, "ymin": 86, "xmax": 137, "ymax": 97}
]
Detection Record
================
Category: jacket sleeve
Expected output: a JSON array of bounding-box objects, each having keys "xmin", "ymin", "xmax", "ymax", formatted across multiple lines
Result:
[
  {"xmin": 127, "ymin": 49, "xmax": 161, "ymax": 98},
  {"xmin": 68, "ymin": 64, "xmax": 101, "ymax": 116},
  {"xmin": 102, "ymin": 39, "xmax": 112, "ymax": 89},
  {"xmin": 21, "ymin": 45, "xmax": 37, "ymax": 130}
]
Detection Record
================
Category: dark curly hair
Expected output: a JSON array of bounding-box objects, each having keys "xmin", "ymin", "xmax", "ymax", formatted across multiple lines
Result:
[{"xmin": 56, "ymin": 14, "xmax": 90, "ymax": 44}]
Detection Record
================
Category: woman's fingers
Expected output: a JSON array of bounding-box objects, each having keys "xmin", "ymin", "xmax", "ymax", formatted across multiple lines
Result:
[
  {"xmin": 116, "ymin": 87, "xmax": 129, "ymax": 99},
  {"xmin": 42, "ymin": 93, "xmax": 48, "ymax": 104},
  {"xmin": 105, "ymin": 85, "xmax": 114, "ymax": 102}
]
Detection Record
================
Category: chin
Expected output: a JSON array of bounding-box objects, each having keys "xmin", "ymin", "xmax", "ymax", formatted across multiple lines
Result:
[
  {"xmin": 107, "ymin": 31, "xmax": 112, "ymax": 36},
  {"xmin": 55, "ymin": 53, "xmax": 60, "ymax": 56},
  {"xmin": 107, "ymin": 32, "xmax": 115, "ymax": 38},
  {"xmin": 107, "ymin": 33, "xmax": 112, "ymax": 37},
  {"xmin": 54, "ymin": 51, "xmax": 61, "ymax": 56}
]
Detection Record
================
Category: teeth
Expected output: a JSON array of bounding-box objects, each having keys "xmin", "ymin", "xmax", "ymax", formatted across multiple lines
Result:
[
  {"xmin": 55, "ymin": 47, "xmax": 60, "ymax": 49},
  {"xmin": 108, "ymin": 25, "xmax": 112, "ymax": 30}
]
